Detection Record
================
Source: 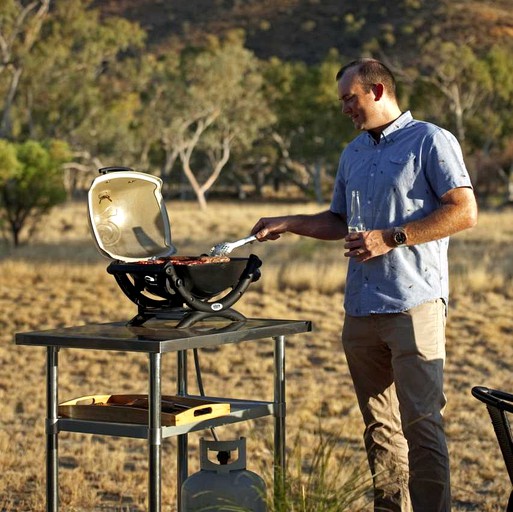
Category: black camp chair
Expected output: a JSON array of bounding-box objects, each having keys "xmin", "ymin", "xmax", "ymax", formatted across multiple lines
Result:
[{"xmin": 471, "ymin": 386, "xmax": 513, "ymax": 511}]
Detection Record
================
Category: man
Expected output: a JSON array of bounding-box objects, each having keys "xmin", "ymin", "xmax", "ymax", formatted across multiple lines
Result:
[{"xmin": 251, "ymin": 58, "xmax": 477, "ymax": 511}]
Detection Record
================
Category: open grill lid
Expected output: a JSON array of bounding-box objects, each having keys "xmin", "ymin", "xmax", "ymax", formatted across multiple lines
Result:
[{"xmin": 87, "ymin": 167, "xmax": 176, "ymax": 262}]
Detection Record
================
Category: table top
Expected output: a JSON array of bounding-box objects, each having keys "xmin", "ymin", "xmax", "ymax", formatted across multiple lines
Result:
[{"xmin": 15, "ymin": 318, "xmax": 312, "ymax": 353}]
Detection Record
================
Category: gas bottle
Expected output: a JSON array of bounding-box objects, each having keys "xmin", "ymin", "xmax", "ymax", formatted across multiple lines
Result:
[{"xmin": 181, "ymin": 437, "xmax": 267, "ymax": 511}]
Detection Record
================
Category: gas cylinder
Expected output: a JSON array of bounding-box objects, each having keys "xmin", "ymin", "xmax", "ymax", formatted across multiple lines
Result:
[{"xmin": 181, "ymin": 437, "xmax": 267, "ymax": 511}]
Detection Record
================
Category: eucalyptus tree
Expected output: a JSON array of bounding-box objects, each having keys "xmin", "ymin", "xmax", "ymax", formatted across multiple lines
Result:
[
  {"xmin": 20, "ymin": 0, "xmax": 145, "ymax": 142},
  {"xmin": 147, "ymin": 31, "xmax": 275, "ymax": 210},
  {"xmin": 482, "ymin": 45, "xmax": 513, "ymax": 148},
  {"xmin": 262, "ymin": 49, "xmax": 353, "ymax": 203},
  {"xmin": 0, "ymin": 0, "xmax": 149, "ymax": 205},
  {"xmin": 473, "ymin": 44, "xmax": 513, "ymax": 202},
  {"xmin": 406, "ymin": 40, "xmax": 493, "ymax": 150},
  {"xmin": 124, "ymin": 49, "xmax": 184, "ymax": 191},
  {"xmin": 0, "ymin": 0, "xmax": 145, "ymax": 192},
  {"xmin": 0, "ymin": 0, "xmax": 51, "ymax": 139},
  {"xmin": 402, "ymin": 41, "xmax": 513, "ymax": 202}
]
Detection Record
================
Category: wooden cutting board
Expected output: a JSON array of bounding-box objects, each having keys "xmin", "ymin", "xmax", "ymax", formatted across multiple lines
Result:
[{"xmin": 58, "ymin": 394, "xmax": 230, "ymax": 426}]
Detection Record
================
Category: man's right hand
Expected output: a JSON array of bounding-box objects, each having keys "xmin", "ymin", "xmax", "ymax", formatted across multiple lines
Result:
[{"xmin": 250, "ymin": 216, "xmax": 292, "ymax": 241}]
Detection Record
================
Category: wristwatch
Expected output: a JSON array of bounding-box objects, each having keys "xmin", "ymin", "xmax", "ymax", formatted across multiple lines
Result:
[{"xmin": 392, "ymin": 227, "xmax": 408, "ymax": 247}]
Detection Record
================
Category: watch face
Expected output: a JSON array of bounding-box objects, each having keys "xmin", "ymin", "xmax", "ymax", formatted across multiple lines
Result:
[{"xmin": 394, "ymin": 230, "xmax": 407, "ymax": 245}]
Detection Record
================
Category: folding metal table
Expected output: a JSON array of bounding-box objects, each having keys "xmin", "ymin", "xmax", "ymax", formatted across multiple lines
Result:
[{"xmin": 15, "ymin": 317, "xmax": 312, "ymax": 511}]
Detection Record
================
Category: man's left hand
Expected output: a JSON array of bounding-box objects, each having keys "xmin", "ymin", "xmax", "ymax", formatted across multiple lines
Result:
[{"xmin": 344, "ymin": 229, "xmax": 393, "ymax": 262}]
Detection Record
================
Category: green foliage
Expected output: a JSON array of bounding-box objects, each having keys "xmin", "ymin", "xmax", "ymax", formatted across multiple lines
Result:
[
  {"xmin": 483, "ymin": 45, "xmax": 513, "ymax": 143},
  {"xmin": 5, "ymin": 0, "xmax": 145, "ymax": 148},
  {"xmin": 0, "ymin": 139, "xmax": 71, "ymax": 246},
  {"xmin": 260, "ymin": 49, "xmax": 353, "ymax": 200},
  {"xmin": 406, "ymin": 40, "xmax": 493, "ymax": 151},
  {"xmin": 191, "ymin": 31, "xmax": 275, "ymax": 151},
  {"xmin": 268, "ymin": 48, "xmax": 353, "ymax": 157},
  {"xmin": 0, "ymin": 139, "xmax": 20, "ymax": 182},
  {"xmin": 343, "ymin": 13, "xmax": 366, "ymax": 34}
]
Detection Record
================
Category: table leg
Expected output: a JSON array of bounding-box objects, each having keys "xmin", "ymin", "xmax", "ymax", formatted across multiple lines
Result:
[
  {"xmin": 273, "ymin": 335, "xmax": 286, "ymax": 499},
  {"xmin": 148, "ymin": 352, "xmax": 162, "ymax": 512},
  {"xmin": 176, "ymin": 350, "xmax": 188, "ymax": 512},
  {"xmin": 46, "ymin": 346, "xmax": 59, "ymax": 512}
]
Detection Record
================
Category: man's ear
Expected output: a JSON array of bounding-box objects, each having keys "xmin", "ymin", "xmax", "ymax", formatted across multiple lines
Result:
[{"xmin": 372, "ymin": 83, "xmax": 384, "ymax": 101}]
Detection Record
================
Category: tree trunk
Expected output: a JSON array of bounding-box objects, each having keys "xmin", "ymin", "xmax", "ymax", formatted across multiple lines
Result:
[
  {"xmin": 450, "ymin": 82, "xmax": 466, "ymax": 146},
  {"xmin": 160, "ymin": 147, "xmax": 179, "ymax": 197},
  {"xmin": 0, "ymin": 67, "xmax": 23, "ymax": 139},
  {"xmin": 181, "ymin": 154, "xmax": 208, "ymax": 210}
]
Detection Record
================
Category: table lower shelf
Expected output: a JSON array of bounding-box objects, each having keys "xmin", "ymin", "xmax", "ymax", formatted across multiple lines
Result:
[{"xmin": 55, "ymin": 396, "xmax": 276, "ymax": 439}]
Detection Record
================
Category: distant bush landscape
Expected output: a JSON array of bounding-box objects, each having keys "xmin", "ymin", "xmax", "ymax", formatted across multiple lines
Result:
[{"xmin": 1, "ymin": 200, "xmax": 512, "ymax": 510}]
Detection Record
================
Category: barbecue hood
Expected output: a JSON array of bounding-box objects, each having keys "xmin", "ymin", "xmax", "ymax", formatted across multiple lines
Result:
[
  {"xmin": 87, "ymin": 167, "xmax": 261, "ymax": 327},
  {"xmin": 88, "ymin": 167, "xmax": 176, "ymax": 262}
]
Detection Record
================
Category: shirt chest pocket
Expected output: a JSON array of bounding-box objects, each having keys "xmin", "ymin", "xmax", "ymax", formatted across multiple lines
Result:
[{"xmin": 387, "ymin": 152, "xmax": 417, "ymax": 188}]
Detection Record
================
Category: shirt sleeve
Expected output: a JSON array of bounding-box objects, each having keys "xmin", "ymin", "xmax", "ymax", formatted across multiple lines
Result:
[
  {"xmin": 425, "ymin": 127, "xmax": 474, "ymax": 199},
  {"xmin": 330, "ymin": 154, "xmax": 347, "ymax": 216}
]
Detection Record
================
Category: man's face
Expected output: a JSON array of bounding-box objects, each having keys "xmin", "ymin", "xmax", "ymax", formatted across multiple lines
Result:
[{"xmin": 338, "ymin": 68, "xmax": 378, "ymax": 131}]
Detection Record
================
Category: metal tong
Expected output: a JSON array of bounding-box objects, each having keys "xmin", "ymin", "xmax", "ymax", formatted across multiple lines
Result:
[{"xmin": 209, "ymin": 234, "xmax": 257, "ymax": 256}]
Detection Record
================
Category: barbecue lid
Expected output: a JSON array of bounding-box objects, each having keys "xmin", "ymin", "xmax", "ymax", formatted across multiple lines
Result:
[{"xmin": 87, "ymin": 167, "xmax": 176, "ymax": 262}]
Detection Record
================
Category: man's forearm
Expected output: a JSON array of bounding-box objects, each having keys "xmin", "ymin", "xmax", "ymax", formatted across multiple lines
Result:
[
  {"xmin": 285, "ymin": 211, "xmax": 347, "ymax": 240},
  {"xmin": 398, "ymin": 187, "xmax": 478, "ymax": 246},
  {"xmin": 252, "ymin": 210, "xmax": 347, "ymax": 241}
]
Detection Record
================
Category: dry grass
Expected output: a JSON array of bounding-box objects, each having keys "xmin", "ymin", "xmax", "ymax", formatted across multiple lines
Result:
[{"xmin": 1, "ymin": 200, "xmax": 513, "ymax": 511}]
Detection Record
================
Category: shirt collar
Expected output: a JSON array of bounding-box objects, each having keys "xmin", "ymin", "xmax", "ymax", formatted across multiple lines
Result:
[{"xmin": 365, "ymin": 111, "xmax": 412, "ymax": 145}]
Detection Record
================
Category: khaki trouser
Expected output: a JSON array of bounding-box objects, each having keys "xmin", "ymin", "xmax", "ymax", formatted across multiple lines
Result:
[{"xmin": 342, "ymin": 299, "xmax": 450, "ymax": 512}]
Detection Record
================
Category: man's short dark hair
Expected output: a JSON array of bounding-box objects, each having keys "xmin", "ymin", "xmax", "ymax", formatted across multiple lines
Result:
[{"xmin": 336, "ymin": 58, "xmax": 397, "ymax": 97}]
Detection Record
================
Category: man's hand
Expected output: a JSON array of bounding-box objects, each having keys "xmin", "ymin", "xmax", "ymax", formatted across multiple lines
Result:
[
  {"xmin": 344, "ymin": 229, "xmax": 394, "ymax": 262},
  {"xmin": 251, "ymin": 216, "xmax": 292, "ymax": 241}
]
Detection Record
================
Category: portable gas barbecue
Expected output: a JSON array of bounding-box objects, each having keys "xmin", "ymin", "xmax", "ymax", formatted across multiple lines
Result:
[{"xmin": 88, "ymin": 167, "xmax": 262, "ymax": 327}]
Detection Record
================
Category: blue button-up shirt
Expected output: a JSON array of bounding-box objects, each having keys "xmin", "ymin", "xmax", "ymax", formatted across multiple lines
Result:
[{"xmin": 330, "ymin": 111, "xmax": 473, "ymax": 316}]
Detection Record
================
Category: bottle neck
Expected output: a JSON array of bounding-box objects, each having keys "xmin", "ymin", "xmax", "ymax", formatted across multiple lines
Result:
[{"xmin": 348, "ymin": 191, "xmax": 365, "ymax": 232}]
